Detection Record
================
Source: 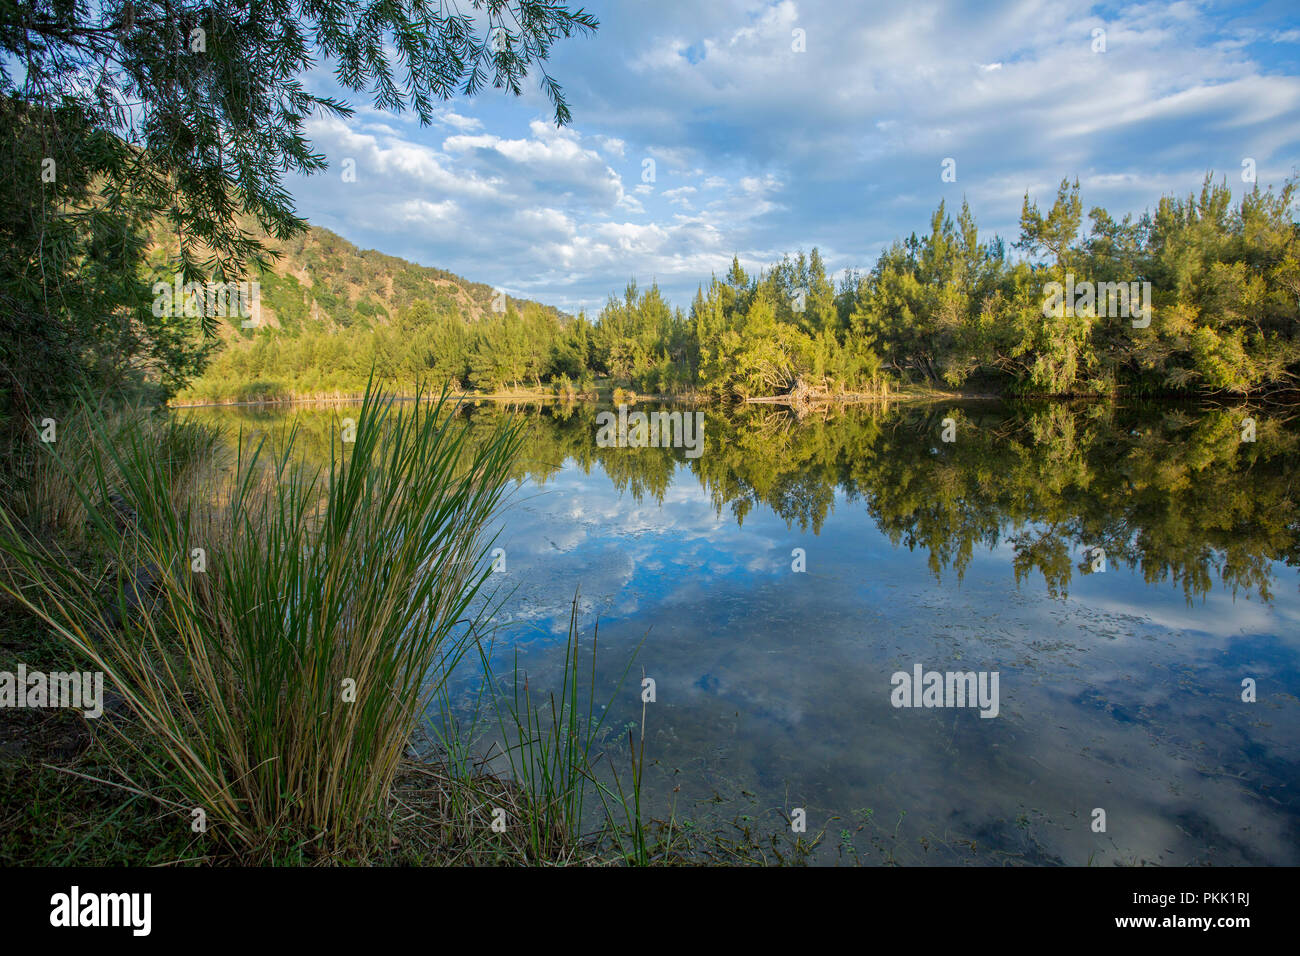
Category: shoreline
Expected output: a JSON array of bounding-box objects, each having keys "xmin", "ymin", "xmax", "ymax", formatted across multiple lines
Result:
[
  {"xmin": 169, "ymin": 387, "xmax": 992, "ymax": 410},
  {"xmin": 168, "ymin": 385, "xmax": 1300, "ymax": 411}
]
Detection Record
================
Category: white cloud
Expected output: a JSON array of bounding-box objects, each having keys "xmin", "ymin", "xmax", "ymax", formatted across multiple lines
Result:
[
  {"xmin": 595, "ymin": 135, "xmax": 627, "ymax": 157},
  {"xmin": 396, "ymin": 198, "xmax": 459, "ymax": 226},
  {"xmin": 288, "ymin": 0, "xmax": 1300, "ymax": 309},
  {"xmin": 291, "ymin": 109, "xmax": 795, "ymax": 303}
]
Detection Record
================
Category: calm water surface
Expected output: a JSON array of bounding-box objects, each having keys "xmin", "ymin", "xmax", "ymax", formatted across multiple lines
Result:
[{"xmin": 195, "ymin": 399, "xmax": 1300, "ymax": 865}]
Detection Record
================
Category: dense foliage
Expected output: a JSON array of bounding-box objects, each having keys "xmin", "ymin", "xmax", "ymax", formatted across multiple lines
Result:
[{"xmin": 184, "ymin": 176, "xmax": 1300, "ymax": 403}]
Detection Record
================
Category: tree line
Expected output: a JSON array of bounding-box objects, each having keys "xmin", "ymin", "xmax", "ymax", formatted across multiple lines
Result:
[{"xmin": 183, "ymin": 174, "xmax": 1300, "ymax": 403}]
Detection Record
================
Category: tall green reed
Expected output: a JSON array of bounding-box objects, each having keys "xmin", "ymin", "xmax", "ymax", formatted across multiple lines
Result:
[
  {"xmin": 465, "ymin": 593, "xmax": 649, "ymax": 862},
  {"xmin": 0, "ymin": 384, "xmax": 522, "ymax": 855}
]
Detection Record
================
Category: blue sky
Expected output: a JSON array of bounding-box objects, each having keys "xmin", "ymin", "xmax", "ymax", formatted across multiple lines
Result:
[{"xmin": 287, "ymin": 0, "xmax": 1300, "ymax": 316}]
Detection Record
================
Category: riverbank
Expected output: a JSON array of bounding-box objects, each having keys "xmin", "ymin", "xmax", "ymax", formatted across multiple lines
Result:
[
  {"xmin": 0, "ymin": 393, "xmax": 818, "ymax": 867},
  {"xmin": 0, "ymin": 396, "xmax": 610, "ymax": 865},
  {"xmin": 169, "ymin": 381, "xmax": 679, "ymax": 408}
]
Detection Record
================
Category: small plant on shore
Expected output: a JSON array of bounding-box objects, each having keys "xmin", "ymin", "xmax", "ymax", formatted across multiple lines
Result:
[{"xmin": 486, "ymin": 595, "xmax": 645, "ymax": 861}]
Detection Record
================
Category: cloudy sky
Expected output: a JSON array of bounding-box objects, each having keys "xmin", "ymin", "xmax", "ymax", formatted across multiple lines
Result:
[{"xmin": 288, "ymin": 0, "xmax": 1300, "ymax": 316}]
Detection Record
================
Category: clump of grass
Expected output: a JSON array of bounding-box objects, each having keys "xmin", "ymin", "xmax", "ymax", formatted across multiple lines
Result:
[
  {"xmin": 598, "ymin": 674, "xmax": 652, "ymax": 864},
  {"xmin": 0, "ymin": 384, "xmax": 522, "ymax": 859},
  {"xmin": 1, "ymin": 399, "xmax": 219, "ymax": 544},
  {"xmin": 419, "ymin": 591, "xmax": 640, "ymax": 863},
  {"xmin": 488, "ymin": 595, "xmax": 633, "ymax": 860}
]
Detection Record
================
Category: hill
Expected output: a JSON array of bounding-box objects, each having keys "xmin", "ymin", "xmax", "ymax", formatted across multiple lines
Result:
[
  {"xmin": 191, "ymin": 223, "xmax": 567, "ymax": 337},
  {"xmin": 166, "ymin": 223, "xmax": 580, "ymax": 403}
]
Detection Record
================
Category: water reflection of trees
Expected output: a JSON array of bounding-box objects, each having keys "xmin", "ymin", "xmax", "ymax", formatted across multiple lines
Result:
[{"xmin": 189, "ymin": 398, "xmax": 1300, "ymax": 603}]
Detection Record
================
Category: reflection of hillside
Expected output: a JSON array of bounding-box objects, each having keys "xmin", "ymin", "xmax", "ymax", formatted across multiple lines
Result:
[{"xmin": 185, "ymin": 399, "xmax": 1300, "ymax": 603}]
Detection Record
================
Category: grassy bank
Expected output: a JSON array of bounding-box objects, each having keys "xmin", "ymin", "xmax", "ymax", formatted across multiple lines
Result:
[
  {"xmin": 0, "ymin": 389, "xmax": 819, "ymax": 865},
  {"xmin": 0, "ymin": 390, "xmax": 622, "ymax": 863}
]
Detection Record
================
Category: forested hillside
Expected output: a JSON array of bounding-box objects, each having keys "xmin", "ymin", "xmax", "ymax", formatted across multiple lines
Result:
[
  {"xmin": 189, "ymin": 224, "xmax": 568, "ymax": 335},
  {"xmin": 168, "ymin": 222, "xmax": 575, "ymax": 401}
]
